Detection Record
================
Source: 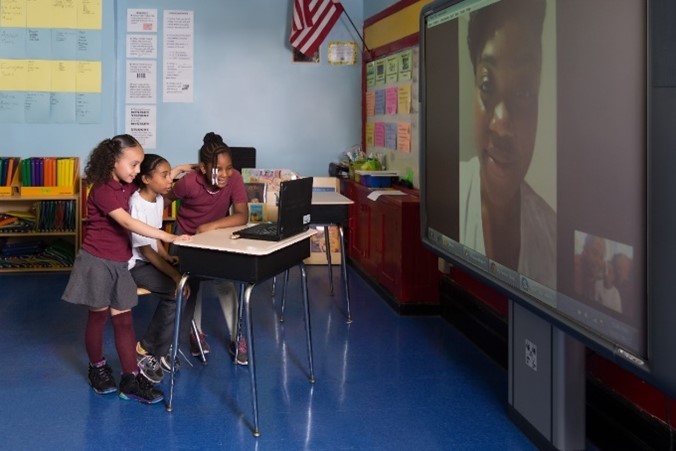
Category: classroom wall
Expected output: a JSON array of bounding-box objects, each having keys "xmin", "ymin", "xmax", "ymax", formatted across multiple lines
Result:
[
  {"xmin": 1, "ymin": 0, "xmax": 364, "ymax": 178},
  {"xmin": 0, "ymin": 0, "xmax": 117, "ymax": 159}
]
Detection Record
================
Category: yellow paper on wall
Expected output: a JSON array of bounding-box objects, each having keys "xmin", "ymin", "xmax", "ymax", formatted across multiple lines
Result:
[
  {"xmin": 77, "ymin": 0, "xmax": 102, "ymax": 30},
  {"xmin": 0, "ymin": 59, "xmax": 26, "ymax": 91},
  {"xmin": 51, "ymin": 60, "xmax": 77, "ymax": 92},
  {"xmin": 1, "ymin": 0, "xmax": 27, "ymax": 27},
  {"xmin": 365, "ymin": 122, "xmax": 375, "ymax": 147},
  {"xmin": 398, "ymin": 84, "xmax": 411, "ymax": 114}
]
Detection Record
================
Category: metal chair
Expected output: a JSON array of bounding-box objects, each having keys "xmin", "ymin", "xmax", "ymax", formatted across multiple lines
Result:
[{"xmin": 136, "ymin": 287, "xmax": 206, "ymax": 364}]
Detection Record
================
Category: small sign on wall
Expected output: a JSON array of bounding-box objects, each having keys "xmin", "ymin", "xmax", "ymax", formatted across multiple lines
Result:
[{"xmin": 327, "ymin": 41, "xmax": 357, "ymax": 65}]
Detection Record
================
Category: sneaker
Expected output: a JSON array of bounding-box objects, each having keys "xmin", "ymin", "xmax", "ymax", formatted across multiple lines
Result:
[
  {"xmin": 118, "ymin": 373, "xmax": 164, "ymax": 405},
  {"xmin": 229, "ymin": 337, "xmax": 249, "ymax": 366},
  {"xmin": 135, "ymin": 341, "xmax": 148, "ymax": 356},
  {"xmin": 190, "ymin": 331, "xmax": 210, "ymax": 357},
  {"xmin": 88, "ymin": 359, "xmax": 117, "ymax": 395},
  {"xmin": 137, "ymin": 354, "xmax": 163, "ymax": 384},
  {"xmin": 160, "ymin": 348, "xmax": 181, "ymax": 373}
]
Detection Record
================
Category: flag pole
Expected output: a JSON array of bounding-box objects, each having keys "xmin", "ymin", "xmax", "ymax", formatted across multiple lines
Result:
[{"xmin": 341, "ymin": 6, "xmax": 372, "ymax": 56}]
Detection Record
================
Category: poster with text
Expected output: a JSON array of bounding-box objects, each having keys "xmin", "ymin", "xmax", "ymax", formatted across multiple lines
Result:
[{"xmin": 163, "ymin": 10, "xmax": 194, "ymax": 103}]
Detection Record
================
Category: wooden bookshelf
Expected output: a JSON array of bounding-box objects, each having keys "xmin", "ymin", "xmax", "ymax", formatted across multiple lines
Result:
[
  {"xmin": 0, "ymin": 194, "xmax": 80, "ymax": 273},
  {"xmin": 0, "ymin": 157, "xmax": 80, "ymax": 273}
]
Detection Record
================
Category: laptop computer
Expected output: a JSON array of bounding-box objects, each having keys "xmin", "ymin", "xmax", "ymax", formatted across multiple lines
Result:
[{"xmin": 233, "ymin": 177, "xmax": 313, "ymax": 241}]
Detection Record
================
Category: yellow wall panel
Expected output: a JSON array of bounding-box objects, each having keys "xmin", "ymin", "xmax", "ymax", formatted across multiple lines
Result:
[{"xmin": 364, "ymin": 0, "xmax": 433, "ymax": 50}]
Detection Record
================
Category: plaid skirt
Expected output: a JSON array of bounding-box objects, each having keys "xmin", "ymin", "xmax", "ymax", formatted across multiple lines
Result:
[{"xmin": 62, "ymin": 249, "xmax": 138, "ymax": 311}]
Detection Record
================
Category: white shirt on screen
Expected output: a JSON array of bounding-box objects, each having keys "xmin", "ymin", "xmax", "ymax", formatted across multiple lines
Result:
[
  {"xmin": 594, "ymin": 279, "xmax": 623, "ymax": 313},
  {"xmin": 459, "ymin": 156, "xmax": 557, "ymax": 288}
]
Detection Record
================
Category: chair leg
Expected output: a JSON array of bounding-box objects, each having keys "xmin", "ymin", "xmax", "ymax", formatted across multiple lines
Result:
[
  {"xmin": 191, "ymin": 319, "xmax": 207, "ymax": 365},
  {"xmin": 234, "ymin": 283, "xmax": 246, "ymax": 364},
  {"xmin": 168, "ymin": 273, "xmax": 189, "ymax": 412}
]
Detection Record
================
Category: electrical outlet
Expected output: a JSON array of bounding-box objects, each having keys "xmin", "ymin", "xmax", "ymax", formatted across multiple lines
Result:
[{"xmin": 525, "ymin": 339, "xmax": 537, "ymax": 371}]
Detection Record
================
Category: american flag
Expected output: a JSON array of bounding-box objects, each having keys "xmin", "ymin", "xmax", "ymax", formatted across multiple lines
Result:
[{"xmin": 290, "ymin": 0, "xmax": 344, "ymax": 57}]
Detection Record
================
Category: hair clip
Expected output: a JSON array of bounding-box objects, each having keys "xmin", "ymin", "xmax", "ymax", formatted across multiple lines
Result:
[{"xmin": 211, "ymin": 167, "xmax": 218, "ymax": 186}]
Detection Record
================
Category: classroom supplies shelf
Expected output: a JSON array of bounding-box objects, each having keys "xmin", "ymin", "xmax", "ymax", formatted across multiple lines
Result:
[
  {"xmin": 0, "ymin": 194, "xmax": 80, "ymax": 273},
  {"xmin": 344, "ymin": 180, "xmax": 439, "ymax": 312}
]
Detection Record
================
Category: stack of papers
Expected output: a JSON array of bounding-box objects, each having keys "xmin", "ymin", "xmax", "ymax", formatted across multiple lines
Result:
[{"xmin": 367, "ymin": 190, "xmax": 407, "ymax": 201}]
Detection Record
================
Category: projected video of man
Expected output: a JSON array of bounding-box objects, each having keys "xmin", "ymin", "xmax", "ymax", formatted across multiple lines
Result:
[
  {"xmin": 459, "ymin": 0, "xmax": 556, "ymax": 288},
  {"xmin": 574, "ymin": 231, "xmax": 635, "ymax": 316}
]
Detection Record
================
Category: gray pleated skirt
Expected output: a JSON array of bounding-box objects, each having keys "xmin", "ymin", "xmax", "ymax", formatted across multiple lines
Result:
[{"xmin": 62, "ymin": 249, "xmax": 138, "ymax": 311}]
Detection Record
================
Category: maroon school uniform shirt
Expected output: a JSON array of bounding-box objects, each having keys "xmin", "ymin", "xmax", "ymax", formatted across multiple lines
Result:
[
  {"xmin": 82, "ymin": 179, "xmax": 136, "ymax": 262},
  {"xmin": 172, "ymin": 170, "xmax": 247, "ymax": 235}
]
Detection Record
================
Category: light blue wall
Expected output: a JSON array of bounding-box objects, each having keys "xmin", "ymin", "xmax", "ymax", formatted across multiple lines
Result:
[
  {"xmin": 2, "ymin": 0, "xmax": 364, "ymax": 178},
  {"xmin": 0, "ymin": 1, "xmax": 117, "ymax": 159}
]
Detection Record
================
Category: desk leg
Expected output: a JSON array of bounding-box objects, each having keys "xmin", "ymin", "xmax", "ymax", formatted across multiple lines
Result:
[
  {"xmin": 167, "ymin": 273, "xmax": 190, "ymax": 412},
  {"xmin": 241, "ymin": 282, "xmax": 261, "ymax": 437},
  {"xmin": 338, "ymin": 226, "xmax": 352, "ymax": 323},
  {"xmin": 324, "ymin": 226, "xmax": 334, "ymax": 295},
  {"xmin": 279, "ymin": 269, "xmax": 290, "ymax": 323},
  {"xmin": 299, "ymin": 262, "xmax": 316, "ymax": 384}
]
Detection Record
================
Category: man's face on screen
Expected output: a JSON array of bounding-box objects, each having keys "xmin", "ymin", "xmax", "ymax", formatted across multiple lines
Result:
[
  {"xmin": 583, "ymin": 237, "xmax": 606, "ymax": 281},
  {"xmin": 473, "ymin": 21, "xmax": 541, "ymax": 208}
]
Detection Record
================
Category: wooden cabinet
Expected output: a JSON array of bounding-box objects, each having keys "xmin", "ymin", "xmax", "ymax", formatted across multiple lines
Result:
[
  {"xmin": 345, "ymin": 180, "xmax": 439, "ymax": 308},
  {"xmin": 0, "ymin": 194, "xmax": 80, "ymax": 272}
]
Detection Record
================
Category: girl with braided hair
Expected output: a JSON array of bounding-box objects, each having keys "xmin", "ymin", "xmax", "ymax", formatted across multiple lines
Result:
[
  {"xmin": 62, "ymin": 134, "xmax": 191, "ymax": 404},
  {"xmin": 167, "ymin": 132, "xmax": 250, "ymax": 365}
]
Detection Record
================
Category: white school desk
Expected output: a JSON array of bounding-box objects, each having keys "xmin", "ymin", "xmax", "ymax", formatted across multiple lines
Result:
[
  {"xmin": 168, "ymin": 227, "xmax": 317, "ymax": 437},
  {"xmin": 274, "ymin": 191, "xmax": 354, "ymax": 322},
  {"xmin": 309, "ymin": 191, "xmax": 353, "ymax": 322}
]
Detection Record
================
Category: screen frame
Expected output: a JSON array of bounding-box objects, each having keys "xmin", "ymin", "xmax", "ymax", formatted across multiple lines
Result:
[{"xmin": 419, "ymin": 0, "xmax": 676, "ymax": 397}]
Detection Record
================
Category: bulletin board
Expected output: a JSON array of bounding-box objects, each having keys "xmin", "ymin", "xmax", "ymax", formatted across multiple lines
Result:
[
  {"xmin": 362, "ymin": 0, "xmax": 432, "ymax": 188},
  {"xmin": 364, "ymin": 47, "xmax": 418, "ymax": 184}
]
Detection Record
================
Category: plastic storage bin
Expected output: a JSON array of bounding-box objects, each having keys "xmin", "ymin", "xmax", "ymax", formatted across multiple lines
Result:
[{"xmin": 359, "ymin": 174, "xmax": 395, "ymax": 188}]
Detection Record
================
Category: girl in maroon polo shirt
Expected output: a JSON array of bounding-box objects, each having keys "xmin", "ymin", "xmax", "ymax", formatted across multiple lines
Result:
[
  {"xmin": 62, "ymin": 134, "xmax": 190, "ymax": 404},
  {"xmin": 167, "ymin": 132, "xmax": 250, "ymax": 365}
]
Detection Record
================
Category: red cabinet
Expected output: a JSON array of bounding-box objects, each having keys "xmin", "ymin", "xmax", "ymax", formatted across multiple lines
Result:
[{"xmin": 345, "ymin": 181, "xmax": 439, "ymax": 306}]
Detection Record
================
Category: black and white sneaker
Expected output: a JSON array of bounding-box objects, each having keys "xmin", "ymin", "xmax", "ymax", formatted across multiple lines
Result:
[
  {"xmin": 118, "ymin": 373, "xmax": 164, "ymax": 405},
  {"xmin": 160, "ymin": 348, "xmax": 181, "ymax": 373},
  {"xmin": 137, "ymin": 354, "xmax": 164, "ymax": 384},
  {"xmin": 88, "ymin": 359, "xmax": 117, "ymax": 395}
]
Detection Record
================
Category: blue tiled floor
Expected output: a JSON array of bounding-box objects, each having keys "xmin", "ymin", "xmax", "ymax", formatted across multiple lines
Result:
[{"xmin": 0, "ymin": 266, "xmax": 534, "ymax": 450}]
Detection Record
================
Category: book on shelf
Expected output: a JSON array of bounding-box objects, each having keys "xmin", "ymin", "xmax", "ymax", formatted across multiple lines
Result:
[
  {"xmin": 0, "ymin": 157, "xmax": 20, "ymax": 187},
  {"xmin": 0, "ymin": 158, "xmax": 20, "ymax": 196},
  {"xmin": 0, "ymin": 159, "xmax": 7, "ymax": 185},
  {"xmin": 0, "ymin": 214, "xmax": 18, "ymax": 227},
  {"xmin": 16, "ymin": 157, "xmax": 77, "ymax": 188},
  {"xmin": 56, "ymin": 157, "xmax": 76, "ymax": 187},
  {"xmin": 17, "ymin": 157, "xmax": 79, "ymax": 195},
  {"xmin": 35, "ymin": 200, "xmax": 76, "ymax": 232}
]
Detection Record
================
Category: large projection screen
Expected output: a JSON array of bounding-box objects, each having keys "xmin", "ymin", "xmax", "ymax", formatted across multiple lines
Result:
[{"xmin": 420, "ymin": 0, "xmax": 647, "ymax": 360}]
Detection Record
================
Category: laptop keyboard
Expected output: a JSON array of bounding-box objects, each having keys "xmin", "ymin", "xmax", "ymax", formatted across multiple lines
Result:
[{"xmin": 244, "ymin": 222, "xmax": 278, "ymax": 236}]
